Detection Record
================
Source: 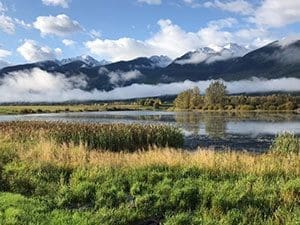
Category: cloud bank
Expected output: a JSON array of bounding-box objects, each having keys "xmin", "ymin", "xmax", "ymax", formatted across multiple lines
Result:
[{"xmin": 0, "ymin": 68, "xmax": 300, "ymax": 103}]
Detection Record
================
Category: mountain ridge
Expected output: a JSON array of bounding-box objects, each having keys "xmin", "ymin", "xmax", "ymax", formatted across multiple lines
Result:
[{"xmin": 1, "ymin": 40, "xmax": 300, "ymax": 91}]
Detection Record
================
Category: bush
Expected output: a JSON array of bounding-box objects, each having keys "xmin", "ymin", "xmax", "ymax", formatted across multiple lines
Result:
[{"xmin": 270, "ymin": 132, "xmax": 300, "ymax": 154}]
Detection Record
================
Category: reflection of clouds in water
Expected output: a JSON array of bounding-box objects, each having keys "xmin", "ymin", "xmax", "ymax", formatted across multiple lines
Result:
[{"xmin": 227, "ymin": 122, "xmax": 300, "ymax": 137}]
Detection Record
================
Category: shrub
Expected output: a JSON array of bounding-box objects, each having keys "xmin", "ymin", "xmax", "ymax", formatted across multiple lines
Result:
[{"xmin": 270, "ymin": 133, "xmax": 300, "ymax": 154}]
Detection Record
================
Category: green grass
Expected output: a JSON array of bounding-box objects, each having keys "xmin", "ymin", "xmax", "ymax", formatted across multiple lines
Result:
[{"xmin": 0, "ymin": 123, "xmax": 299, "ymax": 224}]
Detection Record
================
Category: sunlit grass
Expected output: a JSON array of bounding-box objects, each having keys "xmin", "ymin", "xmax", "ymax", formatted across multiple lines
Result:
[{"xmin": 8, "ymin": 138, "xmax": 298, "ymax": 176}]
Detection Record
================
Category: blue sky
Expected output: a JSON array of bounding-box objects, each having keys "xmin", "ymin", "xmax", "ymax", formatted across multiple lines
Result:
[{"xmin": 0, "ymin": 0, "xmax": 300, "ymax": 65}]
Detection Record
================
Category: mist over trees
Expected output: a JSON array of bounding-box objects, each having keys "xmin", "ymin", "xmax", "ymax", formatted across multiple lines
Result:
[{"xmin": 174, "ymin": 81, "xmax": 298, "ymax": 111}]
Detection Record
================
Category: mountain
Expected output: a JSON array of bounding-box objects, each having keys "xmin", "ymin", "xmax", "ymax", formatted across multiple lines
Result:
[
  {"xmin": 221, "ymin": 43, "xmax": 249, "ymax": 57},
  {"xmin": 60, "ymin": 55, "xmax": 110, "ymax": 67},
  {"xmin": 149, "ymin": 55, "xmax": 172, "ymax": 68},
  {"xmin": 0, "ymin": 41, "xmax": 300, "ymax": 91},
  {"xmin": 174, "ymin": 43, "xmax": 249, "ymax": 65}
]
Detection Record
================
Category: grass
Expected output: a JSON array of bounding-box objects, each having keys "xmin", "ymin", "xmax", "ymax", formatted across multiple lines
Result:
[
  {"xmin": 0, "ymin": 103, "xmax": 168, "ymax": 115},
  {"xmin": 0, "ymin": 123, "xmax": 299, "ymax": 224},
  {"xmin": 0, "ymin": 121, "xmax": 184, "ymax": 151}
]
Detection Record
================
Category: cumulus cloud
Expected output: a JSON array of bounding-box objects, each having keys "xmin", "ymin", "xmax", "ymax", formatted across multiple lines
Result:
[
  {"xmin": 62, "ymin": 39, "xmax": 76, "ymax": 46},
  {"xmin": 253, "ymin": 0, "xmax": 300, "ymax": 28},
  {"xmin": 0, "ymin": 68, "xmax": 299, "ymax": 103},
  {"xmin": 17, "ymin": 40, "xmax": 62, "ymax": 62},
  {"xmin": 0, "ymin": 14, "xmax": 15, "ymax": 34},
  {"xmin": 204, "ymin": 0, "xmax": 254, "ymax": 15},
  {"xmin": 85, "ymin": 18, "xmax": 244, "ymax": 61},
  {"xmin": 138, "ymin": 0, "xmax": 162, "ymax": 5},
  {"xmin": 42, "ymin": 0, "xmax": 70, "ymax": 8},
  {"xmin": 33, "ymin": 14, "xmax": 82, "ymax": 36},
  {"xmin": 0, "ymin": 48, "xmax": 11, "ymax": 58}
]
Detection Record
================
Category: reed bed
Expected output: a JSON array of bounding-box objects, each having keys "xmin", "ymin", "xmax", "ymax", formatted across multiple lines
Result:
[{"xmin": 0, "ymin": 121, "xmax": 184, "ymax": 151}]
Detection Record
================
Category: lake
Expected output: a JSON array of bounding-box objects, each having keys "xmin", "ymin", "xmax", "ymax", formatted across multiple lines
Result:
[{"xmin": 1, "ymin": 111, "xmax": 299, "ymax": 152}]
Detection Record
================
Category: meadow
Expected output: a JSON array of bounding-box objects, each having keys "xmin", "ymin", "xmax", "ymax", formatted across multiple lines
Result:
[{"xmin": 0, "ymin": 122, "xmax": 299, "ymax": 225}]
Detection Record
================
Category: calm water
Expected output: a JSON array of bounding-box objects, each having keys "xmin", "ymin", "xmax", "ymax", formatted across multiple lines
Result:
[{"xmin": 1, "ymin": 111, "xmax": 299, "ymax": 151}]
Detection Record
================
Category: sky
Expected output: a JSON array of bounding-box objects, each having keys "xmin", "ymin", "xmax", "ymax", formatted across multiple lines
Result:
[{"xmin": 0, "ymin": 0, "xmax": 300, "ymax": 65}]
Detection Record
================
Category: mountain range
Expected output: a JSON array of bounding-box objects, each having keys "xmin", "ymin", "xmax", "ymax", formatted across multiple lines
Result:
[{"xmin": 1, "ymin": 40, "xmax": 300, "ymax": 91}]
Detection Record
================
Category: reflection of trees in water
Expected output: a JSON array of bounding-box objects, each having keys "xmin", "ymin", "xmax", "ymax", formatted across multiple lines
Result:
[
  {"xmin": 174, "ymin": 111, "xmax": 299, "ymax": 138},
  {"xmin": 203, "ymin": 114, "xmax": 226, "ymax": 139},
  {"xmin": 174, "ymin": 112, "xmax": 227, "ymax": 137},
  {"xmin": 175, "ymin": 112, "xmax": 202, "ymax": 135}
]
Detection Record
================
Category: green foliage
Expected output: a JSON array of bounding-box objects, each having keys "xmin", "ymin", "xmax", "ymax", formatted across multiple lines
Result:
[
  {"xmin": 0, "ymin": 121, "xmax": 184, "ymax": 151},
  {"xmin": 174, "ymin": 86, "xmax": 298, "ymax": 111},
  {"xmin": 174, "ymin": 87, "xmax": 203, "ymax": 109},
  {"xmin": 205, "ymin": 81, "xmax": 228, "ymax": 106},
  {"xmin": 270, "ymin": 132, "xmax": 300, "ymax": 154}
]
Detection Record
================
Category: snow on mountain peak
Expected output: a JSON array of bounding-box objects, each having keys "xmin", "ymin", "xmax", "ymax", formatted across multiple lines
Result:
[
  {"xmin": 60, "ymin": 55, "xmax": 109, "ymax": 67},
  {"xmin": 175, "ymin": 43, "xmax": 249, "ymax": 65}
]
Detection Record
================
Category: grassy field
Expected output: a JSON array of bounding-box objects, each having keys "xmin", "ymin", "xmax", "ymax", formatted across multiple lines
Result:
[{"xmin": 0, "ymin": 124, "xmax": 299, "ymax": 225}]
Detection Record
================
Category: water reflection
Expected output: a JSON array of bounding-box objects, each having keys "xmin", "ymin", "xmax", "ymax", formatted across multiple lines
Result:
[{"xmin": 0, "ymin": 111, "xmax": 299, "ymax": 139}]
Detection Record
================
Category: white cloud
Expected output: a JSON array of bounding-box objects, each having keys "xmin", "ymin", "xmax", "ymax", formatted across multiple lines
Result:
[
  {"xmin": 175, "ymin": 52, "xmax": 209, "ymax": 65},
  {"xmin": 106, "ymin": 70, "xmax": 143, "ymax": 85},
  {"xmin": 85, "ymin": 17, "xmax": 277, "ymax": 61},
  {"xmin": 89, "ymin": 29, "xmax": 101, "ymax": 38},
  {"xmin": 0, "ymin": 68, "xmax": 299, "ymax": 103},
  {"xmin": 85, "ymin": 37, "xmax": 155, "ymax": 62},
  {"xmin": 85, "ymin": 18, "xmax": 238, "ymax": 61},
  {"xmin": 138, "ymin": 0, "xmax": 162, "ymax": 5},
  {"xmin": 0, "ymin": 15, "xmax": 15, "ymax": 34},
  {"xmin": 0, "ymin": 48, "xmax": 11, "ymax": 58},
  {"xmin": 183, "ymin": 0, "xmax": 201, "ymax": 8},
  {"xmin": 14, "ymin": 18, "xmax": 32, "ymax": 29},
  {"xmin": 62, "ymin": 39, "xmax": 76, "ymax": 46},
  {"xmin": 0, "ymin": 1, "xmax": 7, "ymax": 13},
  {"xmin": 253, "ymin": 0, "xmax": 300, "ymax": 28},
  {"xmin": 0, "ymin": 68, "xmax": 88, "ymax": 102},
  {"xmin": 42, "ymin": 0, "xmax": 70, "ymax": 8},
  {"xmin": 17, "ymin": 40, "xmax": 62, "ymax": 62},
  {"xmin": 33, "ymin": 14, "xmax": 82, "ymax": 36},
  {"xmin": 234, "ymin": 27, "xmax": 273, "ymax": 48},
  {"xmin": 204, "ymin": 0, "xmax": 254, "ymax": 15}
]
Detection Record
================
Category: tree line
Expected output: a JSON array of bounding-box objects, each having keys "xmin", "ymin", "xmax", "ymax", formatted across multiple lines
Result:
[{"xmin": 174, "ymin": 81, "xmax": 298, "ymax": 111}]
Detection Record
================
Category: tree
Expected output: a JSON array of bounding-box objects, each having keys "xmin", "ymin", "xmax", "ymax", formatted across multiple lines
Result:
[
  {"xmin": 174, "ymin": 89, "xmax": 192, "ymax": 109},
  {"xmin": 205, "ymin": 81, "xmax": 227, "ymax": 106},
  {"xmin": 190, "ymin": 87, "xmax": 202, "ymax": 109}
]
